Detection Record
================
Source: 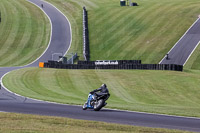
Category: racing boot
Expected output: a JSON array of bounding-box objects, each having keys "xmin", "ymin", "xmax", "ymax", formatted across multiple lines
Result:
[{"xmin": 103, "ymin": 102, "xmax": 107, "ymax": 107}]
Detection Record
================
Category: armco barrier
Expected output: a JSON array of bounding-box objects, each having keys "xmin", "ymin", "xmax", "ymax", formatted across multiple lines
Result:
[{"xmin": 43, "ymin": 61, "xmax": 183, "ymax": 71}]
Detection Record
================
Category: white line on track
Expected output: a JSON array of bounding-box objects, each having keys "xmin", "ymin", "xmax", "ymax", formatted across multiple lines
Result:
[
  {"xmin": 183, "ymin": 41, "xmax": 200, "ymax": 66},
  {"xmin": 159, "ymin": 18, "xmax": 200, "ymax": 64}
]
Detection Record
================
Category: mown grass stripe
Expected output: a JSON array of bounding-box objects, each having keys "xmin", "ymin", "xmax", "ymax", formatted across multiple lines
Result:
[
  {"xmin": 54, "ymin": 71, "xmax": 81, "ymax": 98},
  {"xmin": 0, "ymin": 0, "xmax": 32, "ymax": 66},
  {"xmin": 91, "ymin": 8, "xmax": 121, "ymax": 27},
  {"xmin": 71, "ymin": 0, "xmax": 98, "ymax": 10},
  {"xmin": 53, "ymin": 70, "xmax": 83, "ymax": 99},
  {"xmin": 0, "ymin": 1, "xmax": 12, "ymax": 50},
  {"xmin": 90, "ymin": 3, "xmax": 164, "ymax": 60},
  {"xmin": 0, "ymin": 0, "xmax": 20, "ymax": 59},
  {"xmin": 96, "ymin": 4, "xmax": 166, "ymax": 59},
  {"xmin": 130, "ymin": 4, "xmax": 185, "ymax": 62},
  {"xmin": 91, "ymin": 7, "xmax": 142, "ymax": 39},
  {"xmin": 0, "ymin": 0, "xmax": 50, "ymax": 66},
  {"xmin": 22, "ymin": 69, "xmax": 72, "ymax": 101}
]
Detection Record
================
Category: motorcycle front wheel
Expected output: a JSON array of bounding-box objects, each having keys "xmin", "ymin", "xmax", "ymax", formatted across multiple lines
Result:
[{"xmin": 82, "ymin": 103, "xmax": 87, "ymax": 110}]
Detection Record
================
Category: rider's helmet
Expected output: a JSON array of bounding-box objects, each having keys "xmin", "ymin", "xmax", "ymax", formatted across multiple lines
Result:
[{"xmin": 101, "ymin": 84, "xmax": 107, "ymax": 88}]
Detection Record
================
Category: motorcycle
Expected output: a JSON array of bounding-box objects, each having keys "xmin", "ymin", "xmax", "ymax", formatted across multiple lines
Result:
[{"xmin": 82, "ymin": 92, "xmax": 110, "ymax": 111}]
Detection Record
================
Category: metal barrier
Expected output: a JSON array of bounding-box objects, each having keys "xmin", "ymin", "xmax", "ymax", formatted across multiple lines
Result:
[{"xmin": 67, "ymin": 53, "xmax": 77, "ymax": 64}]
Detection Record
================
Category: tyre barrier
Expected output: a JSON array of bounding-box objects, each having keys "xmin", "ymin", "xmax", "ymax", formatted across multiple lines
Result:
[
  {"xmin": 43, "ymin": 60, "xmax": 183, "ymax": 71},
  {"xmin": 83, "ymin": 7, "xmax": 89, "ymax": 61}
]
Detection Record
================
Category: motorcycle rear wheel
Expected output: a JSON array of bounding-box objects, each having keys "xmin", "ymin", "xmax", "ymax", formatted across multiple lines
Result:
[{"xmin": 94, "ymin": 99, "xmax": 104, "ymax": 111}]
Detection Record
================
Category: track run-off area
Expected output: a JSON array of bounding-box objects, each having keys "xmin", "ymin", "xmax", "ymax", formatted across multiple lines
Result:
[{"xmin": 0, "ymin": 0, "xmax": 200, "ymax": 132}]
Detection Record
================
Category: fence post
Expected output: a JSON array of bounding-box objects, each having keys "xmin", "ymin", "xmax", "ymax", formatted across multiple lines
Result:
[{"xmin": 0, "ymin": 11, "xmax": 1, "ymax": 23}]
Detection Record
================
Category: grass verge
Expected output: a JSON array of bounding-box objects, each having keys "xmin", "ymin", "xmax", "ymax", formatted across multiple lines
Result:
[
  {"xmin": 184, "ymin": 42, "xmax": 200, "ymax": 70},
  {"xmin": 0, "ymin": 0, "xmax": 50, "ymax": 66},
  {"xmin": 3, "ymin": 68, "xmax": 200, "ymax": 117},
  {"xmin": 0, "ymin": 112, "xmax": 193, "ymax": 133}
]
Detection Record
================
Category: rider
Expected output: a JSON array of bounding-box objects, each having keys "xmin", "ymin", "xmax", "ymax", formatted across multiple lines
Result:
[{"xmin": 90, "ymin": 84, "xmax": 110, "ymax": 105}]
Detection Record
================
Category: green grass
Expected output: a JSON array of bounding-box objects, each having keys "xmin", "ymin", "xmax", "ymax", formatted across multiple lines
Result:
[
  {"xmin": 3, "ymin": 68, "xmax": 200, "ymax": 117},
  {"xmin": 0, "ymin": 112, "xmax": 191, "ymax": 133},
  {"xmin": 0, "ymin": 0, "xmax": 50, "ymax": 66},
  {"xmin": 46, "ymin": 0, "xmax": 200, "ymax": 64},
  {"xmin": 184, "ymin": 42, "xmax": 200, "ymax": 69}
]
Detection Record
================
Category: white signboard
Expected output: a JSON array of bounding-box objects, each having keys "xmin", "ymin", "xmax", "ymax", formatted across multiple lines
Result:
[{"xmin": 95, "ymin": 60, "xmax": 119, "ymax": 65}]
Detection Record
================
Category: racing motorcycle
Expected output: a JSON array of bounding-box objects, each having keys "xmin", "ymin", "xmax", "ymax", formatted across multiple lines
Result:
[{"xmin": 82, "ymin": 92, "xmax": 110, "ymax": 111}]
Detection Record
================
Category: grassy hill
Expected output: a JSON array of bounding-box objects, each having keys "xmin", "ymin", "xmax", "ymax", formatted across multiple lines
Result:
[
  {"xmin": 46, "ymin": 0, "xmax": 200, "ymax": 64},
  {"xmin": 3, "ymin": 67, "xmax": 200, "ymax": 117},
  {"xmin": 0, "ymin": 0, "xmax": 50, "ymax": 66}
]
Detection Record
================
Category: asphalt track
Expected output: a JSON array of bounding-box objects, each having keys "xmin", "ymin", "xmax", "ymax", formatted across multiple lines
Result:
[
  {"xmin": 160, "ymin": 18, "xmax": 200, "ymax": 65},
  {"xmin": 0, "ymin": 0, "xmax": 200, "ymax": 132}
]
